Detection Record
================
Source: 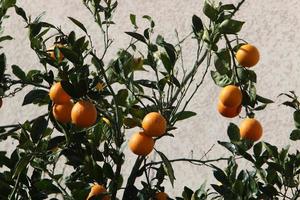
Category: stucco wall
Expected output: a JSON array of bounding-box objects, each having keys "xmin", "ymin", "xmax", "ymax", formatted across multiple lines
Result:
[{"xmin": 1, "ymin": 0, "xmax": 300, "ymax": 197}]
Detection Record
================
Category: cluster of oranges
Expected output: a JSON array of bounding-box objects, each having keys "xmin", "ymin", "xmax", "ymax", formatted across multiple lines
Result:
[
  {"xmin": 86, "ymin": 183, "xmax": 168, "ymax": 200},
  {"xmin": 217, "ymin": 44, "xmax": 263, "ymax": 142},
  {"xmin": 128, "ymin": 112, "xmax": 167, "ymax": 156},
  {"xmin": 49, "ymin": 82, "xmax": 97, "ymax": 128}
]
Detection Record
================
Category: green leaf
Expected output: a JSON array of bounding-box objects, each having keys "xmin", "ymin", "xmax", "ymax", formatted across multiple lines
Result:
[
  {"xmin": 220, "ymin": 4, "xmax": 236, "ymax": 11},
  {"xmin": 174, "ymin": 111, "xmax": 197, "ymax": 121},
  {"xmin": 59, "ymin": 47, "xmax": 80, "ymax": 64},
  {"xmin": 182, "ymin": 186, "xmax": 194, "ymax": 200},
  {"xmin": 0, "ymin": 35, "xmax": 13, "ymax": 43},
  {"xmin": 22, "ymin": 89, "xmax": 49, "ymax": 105},
  {"xmin": 31, "ymin": 116, "xmax": 48, "ymax": 143},
  {"xmin": 13, "ymin": 155, "xmax": 31, "ymax": 178},
  {"xmin": 68, "ymin": 17, "xmax": 87, "ymax": 33},
  {"xmin": 213, "ymin": 168, "xmax": 228, "ymax": 185},
  {"xmin": 290, "ymin": 129, "xmax": 300, "ymax": 141},
  {"xmin": 103, "ymin": 163, "xmax": 114, "ymax": 179},
  {"xmin": 157, "ymin": 151, "xmax": 175, "ymax": 187},
  {"xmin": 0, "ymin": 53, "xmax": 6, "ymax": 79},
  {"xmin": 248, "ymin": 82, "xmax": 256, "ymax": 103},
  {"xmin": 227, "ymin": 123, "xmax": 240, "ymax": 142},
  {"xmin": 253, "ymin": 142, "xmax": 262, "ymax": 157},
  {"xmin": 192, "ymin": 15, "xmax": 203, "ymax": 34},
  {"xmin": 214, "ymin": 49, "xmax": 231, "ymax": 75},
  {"xmin": 14, "ymin": 6, "xmax": 27, "ymax": 21},
  {"xmin": 203, "ymin": 0, "xmax": 218, "ymax": 21},
  {"xmin": 116, "ymin": 89, "xmax": 129, "ymax": 107},
  {"xmin": 293, "ymin": 110, "xmax": 300, "ymax": 129},
  {"xmin": 211, "ymin": 71, "xmax": 233, "ymax": 87},
  {"xmin": 130, "ymin": 14, "xmax": 137, "ymax": 28},
  {"xmin": 220, "ymin": 19, "xmax": 244, "ymax": 34},
  {"xmin": 3, "ymin": 0, "xmax": 16, "ymax": 9},
  {"xmin": 256, "ymin": 95, "xmax": 274, "ymax": 104},
  {"xmin": 218, "ymin": 141, "xmax": 237, "ymax": 154},
  {"xmin": 12, "ymin": 65, "xmax": 27, "ymax": 81},
  {"xmin": 125, "ymin": 32, "xmax": 147, "ymax": 44},
  {"xmin": 34, "ymin": 179, "xmax": 61, "ymax": 194}
]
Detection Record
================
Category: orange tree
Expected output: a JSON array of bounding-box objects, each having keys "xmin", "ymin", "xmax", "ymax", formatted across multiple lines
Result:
[{"xmin": 0, "ymin": 0, "xmax": 300, "ymax": 199}]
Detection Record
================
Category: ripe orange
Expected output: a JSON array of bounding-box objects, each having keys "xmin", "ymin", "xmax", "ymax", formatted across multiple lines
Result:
[
  {"xmin": 49, "ymin": 82, "xmax": 71, "ymax": 105},
  {"xmin": 217, "ymin": 101, "xmax": 241, "ymax": 118},
  {"xmin": 86, "ymin": 183, "xmax": 110, "ymax": 200},
  {"xmin": 128, "ymin": 132, "xmax": 154, "ymax": 156},
  {"xmin": 142, "ymin": 112, "xmax": 167, "ymax": 137},
  {"xmin": 239, "ymin": 118, "xmax": 263, "ymax": 141},
  {"xmin": 236, "ymin": 44, "xmax": 260, "ymax": 68},
  {"xmin": 155, "ymin": 192, "xmax": 169, "ymax": 200},
  {"xmin": 52, "ymin": 101, "xmax": 73, "ymax": 123},
  {"xmin": 47, "ymin": 43, "xmax": 64, "ymax": 62},
  {"xmin": 71, "ymin": 100, "xmax": 97, "ymax": 128},
  {"xmin": 219, "ymin": 85, "xmax": 242, "ymax": 108}
]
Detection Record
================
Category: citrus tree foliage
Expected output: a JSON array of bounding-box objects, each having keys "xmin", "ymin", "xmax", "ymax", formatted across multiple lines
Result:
[{"xmin": 0, "ymin": 0, "xmax": 299, "ymax": 199}]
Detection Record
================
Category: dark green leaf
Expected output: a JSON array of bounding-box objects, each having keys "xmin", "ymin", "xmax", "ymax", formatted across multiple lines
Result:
[
  {"xmin": 103, "ymin": 163, "xmax": 114, "ymax": 179},
  {"xmin": 192, "ymin": 15, "xmax": 204, "ymax": 33},
  {"xmin": 293, "ymin": 110, "xmax": 300, "ymax": 129},
  {"xmin": 125, "ymin": 32, "xmax": 147, "ymax": 44},
  {"xmin": 13, "ymin": 155, "xmax": 31, "ymax": 178},
  {"xmin": 220, "ymin": 4, "xmax": 236, "ymax": 11},
  {"xmin": 14, "ymin": 6, "xmax": 27, "ymax": 21},
  {"xmin": 130, "ymin": 14, "xmax": 137, "ymax": 28},
  {"xmin": 227, "ymin": 123, "xmax": 240, "ymax": 142},
  {"xmin": 213, "ymin": 168, "xmax": 228, "ymax": 185},
  {"xmin": 256, "ymin": 95, "xmax": 273, "ymax": 104},
  {"xmin": 174, "ymin": 111, "xmax": 197, "ymax": 121},
  {"xmin": 68, "ymin": 17, "xmax": 87, "ymax": 33},
  {"xmin": 253, "ymin": 142, "xmax": 262, "ymax": 157},
  {"xmin": 214, "ymin": 49, "xmax": 231, "ymax": 75},
  {"xmin": 12, "ymin": 65, "xmax": 27, "ymax": 81},
  {"xmin": 0, "ymin": 53, "xmax": 6, "ymax": 79},
  {"xmin": 34, "ymin": 179, "xmax": 61, "ymax": 194},
  {"xmin": 31, "ymin": 116, "xmax": 48, "ymax": 143},
  {"xmin": 203, "ymin": 0, "xmax": 218, "ymax": 21},
  {"xmin": 211, "ymin": 71, "xmax": 233, "ymax": 87},
  {"xmin": 220, "ymin": 19, "xmax": 244, "ymax": 34},
  {"xmin": 157, "ymin": 151, "xmax": 175, "ymax": 187},
  {"xmin": 59, "ymin": 47, "xmax": 80, "ymax": 64},
  {"xmin": 290, "ymin": 129, "xmax": 300, "ymax": 141},
  {"xmin": 3, "ymin": 0, "xmax": 16, "ymax": 9},
  {"xmin": 22, "ymin": 89, "xmax": 49, "ymax": 105},
  {"xmin": 0, "ymin": 35, "xmax": 13, "ymax": 43},
  {"xmin": 218, "ymin": 141, "xmax": 237, "ymax": 154}
]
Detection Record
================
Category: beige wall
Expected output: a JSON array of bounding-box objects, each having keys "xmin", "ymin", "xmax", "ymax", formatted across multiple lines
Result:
[{"xmin": 1, "ymin": 0, "xmax": 300, "ymax": 197}]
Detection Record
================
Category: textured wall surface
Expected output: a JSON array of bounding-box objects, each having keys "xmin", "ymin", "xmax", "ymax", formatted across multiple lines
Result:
[{"xmin": 1, "ymin": 0, "xmax": 300, "ymax": 197}]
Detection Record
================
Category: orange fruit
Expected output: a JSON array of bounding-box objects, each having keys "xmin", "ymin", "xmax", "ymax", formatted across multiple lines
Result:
[
  {"xmin": 86, "ymin": 183, "xmax": 110, "ymax": 200},
  {"xmin": 217, "ymin": 101, "xmax": 241, "ymax": 118},
  {"xmin": 155, "ymin": 192, "xmax": 169, "ymax": 200},
  {"xmin": 49, "ymin": 82, "xmax": 71, "ymax": 104},
  {"xmin": 71, "ymin": 100, "xmax": 97, "ymax": 128},
  {"xmin": 128, "ymin": 132, "xmax": 154, "ymax": 156},
  {"xmin": 219, "ymin": 85, "xmax": 242, "ymax": 108},
  {"xmin": 142, "ymin": 112, "xmax": 167, "ymax": 137},
  {"xmin": 236, "ymin": 44, "xmax": 260, "ymax": 68},
  {"xmin": 240, "ymin": 118, "xmax": 263, "ymax": 141},
  {"xmin": 47, "ymin": 43, "xmax": 64, "ymax": 62},
  {"xmin": 52, "ymin": 101, "xmax": 73, "ymax": 123}
]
